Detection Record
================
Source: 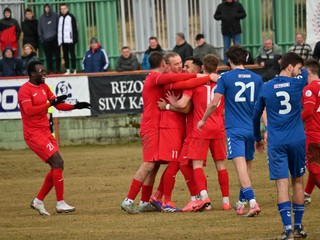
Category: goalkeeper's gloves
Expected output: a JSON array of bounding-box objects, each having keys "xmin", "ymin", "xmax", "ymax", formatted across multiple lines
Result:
[
  {"xmin": 74, "ymin": 102, "xmax": 91, "ymax": 109},
  {"xmin": 50, "ymin": 95, "xmax": 67, "ymax": 106}
]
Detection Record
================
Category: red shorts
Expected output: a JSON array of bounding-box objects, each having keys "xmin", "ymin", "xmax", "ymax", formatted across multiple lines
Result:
[
  {"xmin": 188, "ymin": 138, "xmax": 226, "ymax": 163},
  {"xmin": 179, "ymin": 136, "xmax": 192, "ymax": 166},
  {"xmin": 159, "ymin": 128, "xmax": 184, "ymax": 162},
  {"xmin": 25, "ymin": 129, "xmax": 58, "ymax": 162},
  {"xmin": 140, "ymin": 128, "xmax": 159, "ymax": 162},
  {"xmin": 306, "ymin": 139, "xmax": 320, "ymax": 174}
]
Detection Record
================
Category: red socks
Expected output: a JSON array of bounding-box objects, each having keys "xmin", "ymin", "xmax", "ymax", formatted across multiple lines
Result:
[
  {"xmin": 37, "ymin": 170, "xmax": 54, "ymax": 201},
  {"xmin": 163, "ymin": 162, "xmax": 180, "ymax": 203},
  {"xmin": 218, "ymin": 169, "xmax": 229, "ymax": 197},
  {"xmin": 141, "ymin": 185, "xmax": 153, "ymax": 202},
  {"xmin": 52, "ymin": 168, "xmax": 64, "ymax": 201},
  {"xmin": 180, "ymin": 164, "xmax": 198, "ymax": 196},
  {"xmin": 305, "ymin": 172, "xmax": 316, "ymax": 194},
  {"xmin": 193, "ymin": 168, "xmax": 207, "ymax": 192},
  {"xmin": 127, "ymin": 179, "xmax": 143, "ymax": 200}
]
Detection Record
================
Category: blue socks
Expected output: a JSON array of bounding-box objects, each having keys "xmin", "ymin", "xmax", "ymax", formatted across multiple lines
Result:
[
  {"xmin": 278, "ymin": 201, "xmax": 292, "ymax": 234},
  {"xmin": 242, "ymin": 187, "xmax": 255, "ymax": 201},
  {"xmin": 238, "ymin": 188, "xmax": 246, "ymax": 203},
  {"xmin": 293, "ymin": 203, "xmax": 304, "ymax": 230}
]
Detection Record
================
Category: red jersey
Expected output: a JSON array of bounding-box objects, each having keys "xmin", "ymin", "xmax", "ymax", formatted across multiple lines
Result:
[
  {"xmin": 302, "ymin": 80, "xmax": 320, "ymax": 141},
  {"xmin": 185, "ymin": 109, "xmax": 194, "ymax": 138},
  {"xmin": 140, "ymin": 72, "xmax": 196, "ymax": 131},
  {"xmin": 187, "ymin": 82, "xmax": 225, "ymax": 139},
  {"xmin": 18, "ymin": 82, "xmax": 55, "ymax": 139}
]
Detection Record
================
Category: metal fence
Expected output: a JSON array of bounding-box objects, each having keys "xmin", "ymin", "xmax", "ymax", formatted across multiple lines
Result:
[{"xmin": 0, "ymin": 0, "xmax": 307, "ymax": 70}]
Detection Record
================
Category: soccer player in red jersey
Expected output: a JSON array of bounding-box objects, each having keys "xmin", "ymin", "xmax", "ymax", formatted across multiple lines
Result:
[
  {"xmin": 167, "ymin": 55, "xmax": 230, "ymax": 211},
  {"xmin": 18, "ymin": 61, "xmax": 91, "ymax": 216},
  {"xmin": 302, "ymin": 59, "xmax": 320, "ymax": 205},
  {"xmin": 121, "ymin": 52, "xmax": 199, "ymax": 213}
]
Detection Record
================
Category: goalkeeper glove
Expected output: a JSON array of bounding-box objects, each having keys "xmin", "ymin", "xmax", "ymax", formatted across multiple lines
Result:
[
  {"xmin": 74, "ymin": 102, "xmax": 91, "ymax": 109},
  {"xmin": 50, "ymin": 95, "xmax": 67, "ymax": 106}
]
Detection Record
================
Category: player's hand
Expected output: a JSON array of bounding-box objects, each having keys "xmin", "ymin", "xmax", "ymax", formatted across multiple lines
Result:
[
  {"xmin": 260, "ymin": 62, "xmax": 265, "ymax": 67},
  {"xmin": 166, "ymin": 91, "xmax": 179, "ymax": 104},
  {"xmin": 50, "ymin": 95, "xmax": 67, "ymax": 106},
  {"xmin": 264, "ymin": 131, "xmax": 268, "ymax": 144},
  {"xmin": 74, "ymin": 102, "xmax": 91, "ymax": 109},
  {"xmin": 255, "ymin": 140, "xmax": 265, "ymax": 153},
  {"xmin": 209, "ymin": 73, "xmax": 219, "ymax": 82},
  {"xmin": 197, "ymin": 120, "xmax": 205, "ymax": 131},
  {"xmin": 157, "ymin": 98, "xmax": 167, "ymax": 110}
]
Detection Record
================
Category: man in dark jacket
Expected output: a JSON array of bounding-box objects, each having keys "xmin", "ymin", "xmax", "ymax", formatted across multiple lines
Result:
[
  {"xmin": 116, "ymin": 46, "xmax": 139, "ymax": 72},
  {"xmin": 214, "ymin": 0, "xmax": 246, "ymax": 65},
  {"xmin": 21, "ymin": 8, "xmax": 39, "ymax": 51},
  {"xmin": 82, "ymin": 37, "xmax": 109, "ymax": 73},
  {"xmin": 38, "ymin": 3, "xmax": 60, "ymax": 73},
  {"xmin": 141, "ymin": 36, "xmax": 165, "ymax": 70},
  {"xmin": 58, "ymin": 3, "xmax": 78, "ymax": 74},
  {"xmin": 0, "ymin": 46, "xmax": 22, "ymax": 76},
  {"xmin": 0, "ymin": 7, "xmax": 21, "ymax": 57},
  {"xmin": 173, "ymin": 32, "xmax": 193, "ymax": 63}
]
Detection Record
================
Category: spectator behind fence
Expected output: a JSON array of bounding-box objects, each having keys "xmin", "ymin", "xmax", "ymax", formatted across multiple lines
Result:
[
  {"xmin": 142, "ymin": 36, "xmax": 165, "ymax": 70},
  {"xmin": 0, "ymin": 46, "xmax": 22, "ymax": 76},
  {"xmin": 21, "ymin": 8, "xmax": 38, "ymax": 51},
  {"xmin": 214, "ymin": 0, "xmax": 246, "ymax": 65},
  {"xmin": 0, "ymin": 7, "xmax": 21, "ymax": 57},
  {"xmin": 173, "ymin": 32, "xmax": 193, "ymax": 63},
  {"xmin": 58, "ymin": 3, "xmax": 78, "ymax": 74},
  {"xmin": 288, "ymin": 33, "xmax": 312, "ymax": 60},
  {"xmin": 116, "ymin": 46, "xmax": 139, "ymax": 72},
  {"xmin": 256, "ymin": 38, "xmax": 282, "ymax": 68},
  {"xmin": 261, "ymin": 54, "xmax": 282, "ymax": 82},
  {"xmin": 21, "ymin": 44, "xmax": 38, "ymax": 76},
  {"xmin": 193, "ymin": 33, "xmax": 218, "ymax": 61},
  {"xmin": 82, "ymin": 37, "xmax": 109, "ymax": 73},
  {"xmin": 312, "ymin": 41, "xmax": 320, "ymax": 62},
  {"xmin": 38, "ymin": 3, "xmax": 60, "ymax": 74}
]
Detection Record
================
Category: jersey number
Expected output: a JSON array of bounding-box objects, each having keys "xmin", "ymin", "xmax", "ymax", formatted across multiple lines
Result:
[
  {"xmin": 235, "ymin": 82, "xmax": 255, "ymax": 102},
  {"xmin": 205, "ymin": 85, "xmax": 221, "ymax": 107},
  {"xmin": 276, "ymin": 91, "xmax": 292, "ymax": 115}
]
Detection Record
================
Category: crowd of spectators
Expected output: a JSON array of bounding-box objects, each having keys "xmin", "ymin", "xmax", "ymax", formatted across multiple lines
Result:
[{"xmin": 0, "ymin": 2, "xmax": 319, "ymax": 78}]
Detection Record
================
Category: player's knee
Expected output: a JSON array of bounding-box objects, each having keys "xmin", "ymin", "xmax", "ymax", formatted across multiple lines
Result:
[
  {"xmin": 47, "ymin": 153, "xmax": 64, "ymax": 169},
  {"xmin": 145, "ymin": 162, "xmax": 155, "ymax": 172}
]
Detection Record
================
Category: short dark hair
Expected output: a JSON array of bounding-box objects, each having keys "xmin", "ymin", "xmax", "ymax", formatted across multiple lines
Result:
[
  {"xmin": 305, "ymin": 59, "xmax": 320, "ymax": 76},
  {"xmin": 121, "ymin": 46, "xmax": 130, "ymax": 50},
  {"xmin": 195, "ymin": 33, "xmax": 205, "ymax": 41},
  {"xmin": 280, "ymin": 52, "xmax": 304, "ymax": 70},
  {"xmin": 185, "ymin": 56, "xmax": 203, "ymax": 67},
  {"xmin": 203, "ymin": 54, "xmax": 219, "ymax": 73},
  {"xmin": 60, "ymin": 3, "xmax": 68, "ymax": 8},
  {"xmin": 149, "ymin": 52, "xmax": 164, "ymax": 69},
  {"xmin": 226, "ymin": 46, "xmax": 247, "ymax": 65},
  {"xmin": 27, "ymin": 60, "xmax": 43, "ymax": 78},
  {"xmin": 25, "ymin": 8, "xmax": 32, "ymax": 14},
  {"xmin": 149, "ymin": 36, "xmax": 158, "ymax": 41}
]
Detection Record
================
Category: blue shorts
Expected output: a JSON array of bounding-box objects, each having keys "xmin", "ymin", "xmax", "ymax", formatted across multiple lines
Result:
[
  {"xmin": 268, "ymin": 140, "xmax": 306, "ymax": 180},
  {"xmin": 226, "ymin": 128, "xmax": 255, "ymax": 161}
]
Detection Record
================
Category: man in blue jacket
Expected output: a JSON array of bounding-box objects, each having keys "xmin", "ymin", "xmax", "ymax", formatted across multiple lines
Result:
[
  {"xmin": 0, "ymin": 46, "xmax": 22, "ymax": 76},
  {"xmin": 82, "ymin": 37, "xmax": 109, "ymax": 73}
]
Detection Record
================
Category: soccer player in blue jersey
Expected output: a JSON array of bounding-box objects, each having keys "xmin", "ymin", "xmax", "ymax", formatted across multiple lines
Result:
[
  {"xmin": 253, "ymin": 52, "xmax": 308, "ymax": 240},
  {"xmin": 198, "ymin": 45, "xmax": 263, "ymax": 217}
]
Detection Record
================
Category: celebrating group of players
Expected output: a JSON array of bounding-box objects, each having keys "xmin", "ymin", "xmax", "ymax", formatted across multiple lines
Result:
[{"xmin": 121, "ymin": 46, "xmax": 320, "ymax": 240}]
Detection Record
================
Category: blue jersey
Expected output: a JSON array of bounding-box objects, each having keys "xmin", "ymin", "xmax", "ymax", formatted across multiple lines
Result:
[
  {"xmin": 215, "ymin": 68, "xmax": 263, "ymax": 130},
  {"xmin": 253, "ymin": 69, "xmax": 308, "ymax": 146}
]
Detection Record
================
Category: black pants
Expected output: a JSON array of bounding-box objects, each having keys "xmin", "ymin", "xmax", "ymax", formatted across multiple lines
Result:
[
  {"xmin": 42, "ymin": 39, "xmax": 61, "ymax": 72},
  {"xmin": 62, "ymin": 43, "xmax": 76, "ymax": 70}
]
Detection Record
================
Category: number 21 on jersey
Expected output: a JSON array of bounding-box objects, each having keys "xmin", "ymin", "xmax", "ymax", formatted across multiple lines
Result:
[{"xmin": 235, "ymin": 82, "xmax": 255, "ymax": 102}]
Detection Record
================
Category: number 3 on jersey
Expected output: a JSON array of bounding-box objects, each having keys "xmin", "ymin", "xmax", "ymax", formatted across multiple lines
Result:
[
  {"xmin": 235, "ymin": 82, "xmax": 255, "ymax": 102},
  {"xmin": 276, "ymin": 91, "xmax": 292, "ymax": 114}
]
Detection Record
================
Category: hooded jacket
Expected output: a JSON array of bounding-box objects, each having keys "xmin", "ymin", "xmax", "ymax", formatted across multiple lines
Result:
[
  {"xmin": 82, "ymin": 44, "xmax": 109, "ymax": 73},
  {"xmin": 0, "ymin": 7, "xmax": 21, "ymax": 52},
  {"xmin": 214, "ymin": 0, "xmax": 246, "ymax": 35},
  {"xmin": 141, "ymin": 44, "xmax": 165, "ymax": 70},
  {"xmin": 38, "ymin": 3, "xmax": 59, "ymax": 42},
  {"xmin": 21, "ymin": 52, "xmax": 38, "ymax": 76},
  {"xmin": 22, "ymin": 16, "xmax": 39, "ymax": 49},
  {"xmin": 0, "ymin": 46, "xmax": 23, "ymax": 76},
  {"xmin": 58, "ymin": 11, "xmax": 78, "ymax": 45}
]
